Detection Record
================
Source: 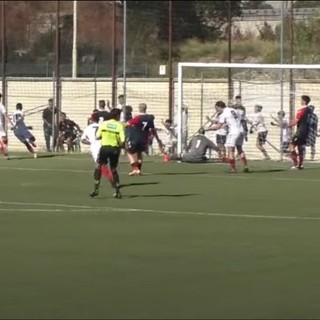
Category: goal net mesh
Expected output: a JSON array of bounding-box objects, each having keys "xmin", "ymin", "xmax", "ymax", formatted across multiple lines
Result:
[{"xmin": 176, "ymin": 63, "xmax": 320, "ymax": 161}]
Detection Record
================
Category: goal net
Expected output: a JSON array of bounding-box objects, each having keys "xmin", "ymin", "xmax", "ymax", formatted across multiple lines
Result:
[{"xmin": 176, "ymin": 62, "xmax": 320, "ymax": 161}]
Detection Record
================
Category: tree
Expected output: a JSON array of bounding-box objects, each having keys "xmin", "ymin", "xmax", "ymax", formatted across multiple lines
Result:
[
  {"xmin": 293, "ymin": 1, "xmax": 320, "ymax": 8},
  {"xmin": 241, "ymin": 1, "xmax": 273, "ymax": 10},
  {"xmin": 127, "ymin": 1, "xmax": 242, "ymax": 43}
]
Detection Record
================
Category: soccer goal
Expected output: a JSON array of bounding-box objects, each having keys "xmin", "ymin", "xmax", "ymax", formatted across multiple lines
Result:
[{"xmin": 176, "ymin": 62, "xmax": 320, "ymax": 160}]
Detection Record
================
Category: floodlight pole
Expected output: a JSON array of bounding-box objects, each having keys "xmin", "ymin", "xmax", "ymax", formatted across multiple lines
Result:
[
  {"xmin": 1, "ymin": 0, "xmax": 6, "ymax": 106},
  {"xmin": 111, "ymin": 1, "xmax": 117, "ymax": 108},
  {"xmin": 123, "ymin": 0, "xmax": 127, "ymax": 106},
  {"xmin": 72, "ymin": 0, "xmax": 77, "ymax": 78},
  {"xmin": 227, "ymin": 0, "xmax": 233, "ymax": 104},
  {"xmin": 289, "ymin": 0, "xmax": 294, "ymax": 134},
  {"xmin": 168, "ymin": 0, "xmax": 173, "ymax": 120}
]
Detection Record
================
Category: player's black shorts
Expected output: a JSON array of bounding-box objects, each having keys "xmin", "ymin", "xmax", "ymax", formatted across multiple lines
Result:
[
  {"xmin": 125, "ymin": 138, "xmax": 147, "ymax": 154},
  {"xmin": 292, "ymin": 133, "xmax": 307, "ymax": 147},
  {"xmin": 216, "ymin": 134, "xmax": 227, "ymax": 145},
  {"xmin": 257, "ymin": 131, "xmax": 268, "ymax": 144},
  {"xmin": 98, "ymin": 146, "xmax": 120, "ymax": 169}
]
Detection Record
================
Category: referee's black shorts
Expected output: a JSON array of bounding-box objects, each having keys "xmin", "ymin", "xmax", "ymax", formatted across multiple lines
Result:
[{"xmin": 98, "ymin": 146, "xmax": 120, "ymax": 169}]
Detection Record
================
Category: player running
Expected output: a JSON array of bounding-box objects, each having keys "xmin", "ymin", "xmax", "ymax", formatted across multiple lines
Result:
[
  {"xmin": 0, "ymin": 93, "xmax": 13, "ymax": 159},
  {"xmin": 11, "ymin": 103, "xmax": 37, "ymax": 158},
  {"xmin": 125, "ymin": 103, "xmax": 163, "ymax": 176},
  {"xmin": 90, "ymin": 109, "xmax": 124, "ymax": 199},
  {"xmin": 81, "ymin": 113, "xmax": 113, "ymax": 183},
  {"xmin": 207, "ymin": 100, "xmax": 249, "ymax": 173},
  {"xmin": 288, "ymin": 95, "xmax": 313, "ymax": 169},
  {"xmin": 81, "ymin": 113, "xmax": 101, "ymax": 164}
]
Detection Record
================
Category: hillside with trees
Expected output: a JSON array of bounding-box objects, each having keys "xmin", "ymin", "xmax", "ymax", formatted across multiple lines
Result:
[{"xmin": 1, "ymin": 0, "xmax": 320, "ymax": 77}]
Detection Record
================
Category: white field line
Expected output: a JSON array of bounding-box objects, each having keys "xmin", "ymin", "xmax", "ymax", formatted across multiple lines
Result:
[
  {"xmin": 1, "ymin": 200, "xmax": 320, "ymax": 222},
  {"xmin": 0, "ymin": 208, "xmax": 103, "ymax": 212},
  {"xmin": 0, "ymin": 166, "xmax": 320, "ymax": 183},
  {"xmin": 0, "ymin": 200, "xmax": 93, "ymax": 208}
]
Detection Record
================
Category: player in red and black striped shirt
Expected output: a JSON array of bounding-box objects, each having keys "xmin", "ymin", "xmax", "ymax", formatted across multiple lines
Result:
[
  {"xmin": 125, "ymin": 103, "xmax": 163, "ymax": 175},
  {"xmin": 289, "ymin": 95, "xmax": 313, "ymax": 169}
]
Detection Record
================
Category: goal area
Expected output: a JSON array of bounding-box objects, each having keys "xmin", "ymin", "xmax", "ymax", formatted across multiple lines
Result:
[{"xmin": 176, "ymin": 62, "xmax": 320, "ymax": 160}]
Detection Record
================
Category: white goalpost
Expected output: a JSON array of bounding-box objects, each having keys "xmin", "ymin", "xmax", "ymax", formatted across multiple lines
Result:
[{"xmin": 177, "ymin": 62, "xmax": 320, "ymax": 160}]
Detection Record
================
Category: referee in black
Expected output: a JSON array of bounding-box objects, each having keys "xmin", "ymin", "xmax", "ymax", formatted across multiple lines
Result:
[{"xmin": 90, "ymin": 108, "xmax": 125, "ymax": 199}]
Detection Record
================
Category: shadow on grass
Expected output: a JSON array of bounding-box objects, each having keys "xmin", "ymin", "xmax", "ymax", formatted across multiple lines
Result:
[
  {"xmin": 124, "ymin": 193, "xmax": 198, "ymax": 199},
  {"xmin": 246, "ymin": 168, "xmax": 288, "ymax": 174},
  {"xmin": 94, "ymin": 193, "xmax": 198, "ymax": 200},
  {"xmin": 119, "ymin": 182, "xmax": 160, "ymax": 189},
  {"xmin": 9, "ymin": 154, "xmax": 66, "ymax": 161}
]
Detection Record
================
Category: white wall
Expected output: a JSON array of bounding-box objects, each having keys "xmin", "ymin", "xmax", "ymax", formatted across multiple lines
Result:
[{"xmin": 3, "ymin": 77, "xmax": 320, "ymax": 160}]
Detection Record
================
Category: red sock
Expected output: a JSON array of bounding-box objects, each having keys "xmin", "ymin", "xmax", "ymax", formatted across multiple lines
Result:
[
  {"xmin": 101, "ymin": 166, "xmax": 113, "ymax": 181},
  {"xmin": 130, "ymin": 162, "xmax": 139, "ymax": 171},
  {"xmin": 137, "ymin": 162, "xmax": 142, "ymax": 171},
  {"xmin": 229, "ymin": 158, "xmax": 237, "ymax": 171},
  {"xmin": 2, "ymin": 144, "xmax": 8, "ymax": 156},
  {"xmin": 291, "ymin": 151, "xmax": 298, "ymax": 167},
  {"xmin": 241, "ymin": 155, "xmax": 248, "ymax": 167}
]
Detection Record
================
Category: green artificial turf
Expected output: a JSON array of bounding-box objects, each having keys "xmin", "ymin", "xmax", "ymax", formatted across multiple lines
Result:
[{"xmin": 1, "ymin": 153, "xmax": 320, "ymax": 319}]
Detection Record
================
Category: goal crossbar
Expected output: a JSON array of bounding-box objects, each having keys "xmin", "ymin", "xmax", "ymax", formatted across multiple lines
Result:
[{"xmin": 177, "ymin": 62, "xmax": 320, "ymax": 155}]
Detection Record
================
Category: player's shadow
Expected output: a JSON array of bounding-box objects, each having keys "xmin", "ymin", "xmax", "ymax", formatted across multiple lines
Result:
[
  {"xmin": 10, "ymin": 154, "xmax": 66, "ymax": 161},
  {"xmin": 124, "ymin": 193, "xmax": 198, "ymax": 199},
  {"xmin": 119, "ymin": 182, "xmax": 159, "ymax": 189},
  {"xmin": 246, "ymin": 168, "xmax": 287, "ymax": 174}
]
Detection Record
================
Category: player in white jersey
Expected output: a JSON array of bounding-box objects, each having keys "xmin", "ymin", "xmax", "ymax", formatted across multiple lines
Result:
[
  {"xmin": 248, "ymin": 104, "xmax": 271, "ymax": 160},
  {"xmin": 0, "ymin": 93, "xmax": 13, "ymax": 159},
  {"xmin": 81, "ymin": 115, "xmax": 101, "ymax": 163},
  {"xmin": 81, "ymin": 113, "xmax": 113, "ymax": 181},
  {"xmin": 11, "ymin": 103, "xmax": 37, "ymax": 158},
  {"xmin": 270, "ymin": 111, "xmax": 290, "ymax": 155},
  {"xmin": 207, "ymin": 112, "xmax": 227, "ymax": 159},
  {"xmin": 160, "ymin": 119, "xmax": 177, "ymax": 159},
  {"xmin": 206, "ymin": 101, "xmax": 249, "ymax": 173}
]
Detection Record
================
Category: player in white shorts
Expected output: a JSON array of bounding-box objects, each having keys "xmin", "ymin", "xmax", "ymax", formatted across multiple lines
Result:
[
  {"xmin": 207, "ymin": 100, "xmax": 249, "ymax": 173},
  {"xmin": 11, "ymin": 103, "xmax": 37, "ymax": 158},
  {"xmin": 248, "ymin": 104, "xmax": 271, "ymax": 160},
  {"xmin": 160, "ymin": 119, "xmax": 177, "ymax": 159},
  {"xmin": 270, "ymin": 111, "xmax": 290, "ymax": 157},
  {"xmin": 0, "ymin": 93, "xmax": 13, "ymax": 159},
  {"xmin": 206, "ymin": 112, "xmax": 227, "ymax": 159},
  {"xmin": 81, "ymin": 113, "xmax": 113, "ymax": 181}
]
